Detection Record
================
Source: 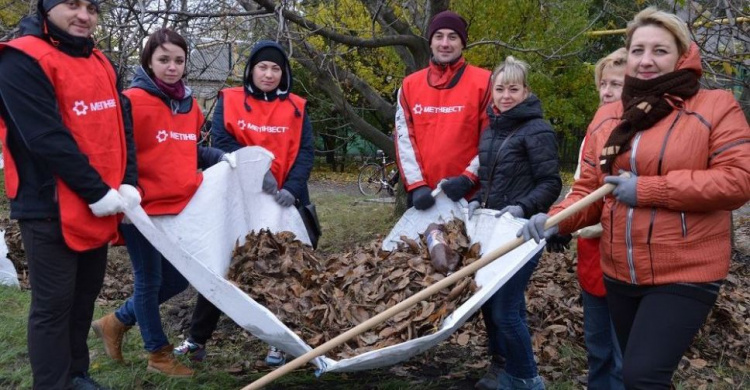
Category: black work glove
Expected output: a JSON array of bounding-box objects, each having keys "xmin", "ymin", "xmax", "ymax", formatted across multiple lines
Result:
[
  {"xmin": 546, "ymin": 233, "xmax": 573, "ymax": 253},
  {"xmin": 440, "ymin": 175, "xmax": 474, "ymax": 201},
  {"xmin": 411, "ymin": 186, "xmax": 435, "ymax": 210}
]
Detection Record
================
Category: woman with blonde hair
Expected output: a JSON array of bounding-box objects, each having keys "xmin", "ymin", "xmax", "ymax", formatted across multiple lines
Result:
[
  {"xmin": 470, "ymin": 55, "xmax": 561, "ymax": 390},
  {"xmin": 559, "ymin": 47, "xmax": 628, "ymax": 390},
  {"xmin": 521, "ymin": 7, "xmax": 750, "ymax": 388},
  {"xmin": 594, "ymin": 48, "xmax": 627, "ymax": 105}
]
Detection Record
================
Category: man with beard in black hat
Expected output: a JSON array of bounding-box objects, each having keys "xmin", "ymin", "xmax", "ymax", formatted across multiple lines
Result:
[{"xmin": 0, "ymin": 1, "xmax": 137, "ymax": 388}]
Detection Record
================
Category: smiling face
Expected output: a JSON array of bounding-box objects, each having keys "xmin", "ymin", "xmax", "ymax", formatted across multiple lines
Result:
[
  {"xmin": 492, "ymin": 72, "xmax": 529, "ymax": 113},
  {"xmin": 430, "ymin": 28, "xmax": 463, "ymax": 64},
  {"xmin": 598, "ymin": 66, "xmax": 625, "ymax": 104},
  {"xmin": 627, "ymin": 25, "xmax": 680, "ymax": 80},
  {"xmin": 149, "ymin": 42, "xmax": 186, "ymax": 85},
  {"xmin": 46, "ymin": 0, "xmax": 99, "ymax": 38},
  {"xmin": 252, "ymin": 61, "xmax": 282, "ymax": 92}
]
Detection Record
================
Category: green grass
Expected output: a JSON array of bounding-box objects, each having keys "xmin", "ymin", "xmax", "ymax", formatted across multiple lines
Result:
[
  {"xmin": 312, "ymin": 190, "xmax": 398, "ymax": 255},
  {"xmin": 0, "ymin": 286, "xmax": 31, "ymax": 389}
]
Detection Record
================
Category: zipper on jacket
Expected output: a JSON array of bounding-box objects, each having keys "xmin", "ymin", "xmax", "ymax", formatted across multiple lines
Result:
[
  {"xmin": 656, "ymin": 111, "xmax": 683, "ymax": 176},
  {"xmin": 680, "ymin": 212, "xmax": 688, "ymax": 237},
  {"xmin": 625, "ymin": 132, "xmax": 643, "ymax": 284}
]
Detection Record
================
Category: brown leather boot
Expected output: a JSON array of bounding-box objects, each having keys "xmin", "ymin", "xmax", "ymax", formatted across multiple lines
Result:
[
  {"xmin": 147, "ymin": 344, "xmax": 194, "ymax": 378},
  {"xmin": 91, "ymin": 313, "xmax": 131, "ymax": 362}
]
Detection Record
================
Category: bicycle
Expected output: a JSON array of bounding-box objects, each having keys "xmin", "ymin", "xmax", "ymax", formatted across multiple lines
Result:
[{"xmin": 358, "ymin": 149, "xmax": 399, "ymax": 196}]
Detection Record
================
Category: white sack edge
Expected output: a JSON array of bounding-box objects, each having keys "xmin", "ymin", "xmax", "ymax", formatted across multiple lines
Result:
[
  {"xmin": 318, "ymin": 195, "xmax": 542, "ymax": 373},
  {"xmin": 124, "ymin": 147, "xmax": 543, "ymax": 374},
  {"xmin": 0, "ymin": 229, "xmax": 20, "ymax": 288}
]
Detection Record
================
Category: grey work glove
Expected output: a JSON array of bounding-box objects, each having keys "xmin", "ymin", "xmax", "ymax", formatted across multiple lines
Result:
[
  {"xmin": 117, "ymin": 184, "xmax": 141, "ymax": 209},
  {"xmin": 467, "ymin": 200, "xmax": 480, "ymax": 220},
  {"xmin": 274, "ymin": 188, "xmax": 295, "ymax": 207},
  {"xmin": 440, "ymin": 175, "xmax": 474, "ymax": 201},
  {"xmin": 546, "ymin": 233, "xmax": 573, "ymax": 253},
  {"xmin": 221, "ymin": 152, "xmax": 237, "ymax": 168},
  {"xmin": 496, "ymin": 205, "xmax": 524, "ymax": 219},
  {"xmin": 517, "ymin": 212, "xmax": 558, "ymax": 243},
  {"xmin": 262, "ymin": 170, "xmax": 278, "ymax": 194},
  {"xmin": 411, "ymin": 186, "xmax": 435, "ymax": 210},
  {"xmin": 604, "ymin": 170, "xmax": 638, "ymax": 207},
  {"xmin": 88, "ymin": 188, "xmax": 125, "ymax": 217}
]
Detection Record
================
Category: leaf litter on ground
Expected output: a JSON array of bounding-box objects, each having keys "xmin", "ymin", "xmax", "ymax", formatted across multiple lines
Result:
[
  {"xmin": 3, "ymin": 216, "xmax": 748, "ymax": 384},
  {"xmin": 226, "ymin": 219, "xmax": 480, "ymax": 359}
]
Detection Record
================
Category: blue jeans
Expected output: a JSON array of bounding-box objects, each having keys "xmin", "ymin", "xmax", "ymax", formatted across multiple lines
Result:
[
  {"xmin": 115, "ymin": 223, "xmax": 189, "ymax": 352},
  {"xmin": 582, "ymin": 290, "xmax": 624, "ymax": 390},
  {"xmin": 481, "ymin": 251, "xmax": 541, "ymax": 380}
]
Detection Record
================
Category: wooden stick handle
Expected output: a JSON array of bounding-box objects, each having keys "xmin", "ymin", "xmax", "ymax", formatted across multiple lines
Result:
[{"xmin": 241, "ymin": 182, "xmax": 615, "ymax": 390}]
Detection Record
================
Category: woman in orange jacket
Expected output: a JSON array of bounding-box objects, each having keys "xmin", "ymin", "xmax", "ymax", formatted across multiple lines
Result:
[{"xmin": 521, "ymin": 7, "xmax": 750, "ymax": 388}]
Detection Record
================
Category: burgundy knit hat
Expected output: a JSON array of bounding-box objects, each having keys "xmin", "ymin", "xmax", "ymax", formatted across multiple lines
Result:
[{"xmin": 427, "ymin": 11, "xmax": 468, "ymax": 47}]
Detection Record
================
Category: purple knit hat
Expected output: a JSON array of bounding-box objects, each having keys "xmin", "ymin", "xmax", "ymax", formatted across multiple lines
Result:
[{"xmin": 427, "ymin": 11, "xmax": 468, "ymax": 46}]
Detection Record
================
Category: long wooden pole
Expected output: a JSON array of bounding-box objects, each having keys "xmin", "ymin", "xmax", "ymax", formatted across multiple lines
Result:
[{"xmin": 242, "ymin": 182, "xmax": 615, "ymax": 390}]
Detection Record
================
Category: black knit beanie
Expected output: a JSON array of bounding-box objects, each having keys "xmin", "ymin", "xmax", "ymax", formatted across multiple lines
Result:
[
  {"xmin": 43, "ymin": 0, "xmax": 100, "ymax": 12},
  {"xmin": 251, "ymin": 47, "xmax": 286, "ymax": 69}
]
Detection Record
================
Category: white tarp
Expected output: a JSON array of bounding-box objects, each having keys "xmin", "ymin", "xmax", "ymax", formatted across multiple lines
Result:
[
  {"xmin": 0, "ymin": 229, "xmax": 20, "ymax": 287},
  {"xmin": 124, "ymin": 146, "xmax": 542, "ymax": 374}
]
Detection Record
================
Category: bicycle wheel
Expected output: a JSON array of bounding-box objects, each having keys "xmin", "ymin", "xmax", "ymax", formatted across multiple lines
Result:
[{"xmin": 358, "ymin": 163, "xmax": 384, "ymax": 196}]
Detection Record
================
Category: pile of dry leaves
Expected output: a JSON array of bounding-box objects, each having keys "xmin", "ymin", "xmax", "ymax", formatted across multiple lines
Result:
[{"xmin": 226, "ymin": 220, "xmax": 480, "ymax": 359}]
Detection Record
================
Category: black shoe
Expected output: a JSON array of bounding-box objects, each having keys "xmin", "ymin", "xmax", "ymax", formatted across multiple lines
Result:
[{"xmin": 72, "ymin": 375, "xmax": 110, "ymax": 390}]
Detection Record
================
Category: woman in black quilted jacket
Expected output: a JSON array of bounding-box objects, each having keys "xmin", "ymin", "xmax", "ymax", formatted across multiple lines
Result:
[{"xmin": 470, "ymin": 56, "xmax": 562, "ymax": 390}]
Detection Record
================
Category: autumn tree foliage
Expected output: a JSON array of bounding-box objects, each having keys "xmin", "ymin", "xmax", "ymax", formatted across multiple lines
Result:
[{"xmin": 0, "ymin": 0, "xmax": 746, "ymax": 162}]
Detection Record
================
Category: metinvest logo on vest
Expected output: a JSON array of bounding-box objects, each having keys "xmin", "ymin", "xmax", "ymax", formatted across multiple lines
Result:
[
  {"xmin": 412, "ymin": 103, "xmax": 464, "ymax": 115},
  {"xmin": 236, "ymin": 119, "xmax": 288, "ymax": 134},
  {"xmin": 155, "ymin": 129, "xmax": 197, "ymax": 143},
  {"xmin": 72, "ymin": 98, "xmax": 117, "ymax": 116}
]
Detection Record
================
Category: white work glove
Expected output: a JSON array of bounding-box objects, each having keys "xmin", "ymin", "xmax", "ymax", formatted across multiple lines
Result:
[
  {"xmin": 221, "ymin": 153, "xmax": 237, "ymax": 168},
  {"xmin": 88, "ymin": 188, "xmax": 125, "ymax": 217},
  {"xmin": 118, "ymin": 184, "xmax": 141, "ymax": 209}
]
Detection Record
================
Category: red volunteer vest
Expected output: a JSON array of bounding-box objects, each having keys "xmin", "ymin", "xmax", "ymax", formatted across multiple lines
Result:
[
  {"xmin": 0, "ymin": 36, "xmax": 126, "ymax": 251},
  {"xmin": 124, "ymin": 88, "xmax": 203, "ymax": 215},
  {"xmin": 577, "ymin": 237, "xmax": 606, "ymax": 296},
  {"xmin": 221, "ymin": 87, "xmax": 305, "ymax": 185},
  {"xmin": 399, "ymin": 65, "xmax": 490, "ymax": 189}
]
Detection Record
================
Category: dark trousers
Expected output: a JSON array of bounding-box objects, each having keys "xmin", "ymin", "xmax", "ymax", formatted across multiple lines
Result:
[
  {"xmin": 20, "ymin": 219, "xmax": 108, "ymax": 390},
  {"xmin": 604, "ymin": 280, "xmax": 717, "ymax": 390},
  {"xmin": 188, "ymin": 293, "xmax": 222, "ymax": 345},
  {"xmin": 481, "ymin": 251, "xmax": 541, "ymax": 380}
]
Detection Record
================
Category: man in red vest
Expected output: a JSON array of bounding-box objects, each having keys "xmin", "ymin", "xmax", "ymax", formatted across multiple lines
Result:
[
  {"xmin": 0, "ymin": 1, "xmax": 137, "ymax": 388},
  {"xmin": 394, "ymin": 10, "xmax": 491, "ymax": 210}
]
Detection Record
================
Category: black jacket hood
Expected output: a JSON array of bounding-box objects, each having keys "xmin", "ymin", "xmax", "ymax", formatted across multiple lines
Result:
[{"xmin": 242, "ymin": 40, "xmax": 293, "ymax": 101}]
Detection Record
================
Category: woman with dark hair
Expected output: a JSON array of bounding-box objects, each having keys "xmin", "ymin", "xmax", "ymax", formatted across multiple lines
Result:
[
  {"xmin": 91, "ymin": 28, "xmax": 235, "ymax": 377},
  {"xmin": 174, "ymin": 39, "xmax": 314, "ymax": 368},
  {"xmin": 521, "ymin": 7, "xmax": 750, "ymax": 388}
]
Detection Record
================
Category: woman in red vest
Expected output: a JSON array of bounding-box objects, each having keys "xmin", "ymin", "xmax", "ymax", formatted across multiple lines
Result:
[
  {"xmin": 174, "ymin": 40, "xmax": 314, "ymax": 367},
  {"xmin": 91, "ymin": 28, "xmax": 235, "ymax": 378}
]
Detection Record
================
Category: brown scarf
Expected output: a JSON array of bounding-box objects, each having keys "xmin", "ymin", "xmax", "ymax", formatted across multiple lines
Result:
[{"xmin": 599, "ymin": 69, "xmax": 699, "ymax": 173}]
